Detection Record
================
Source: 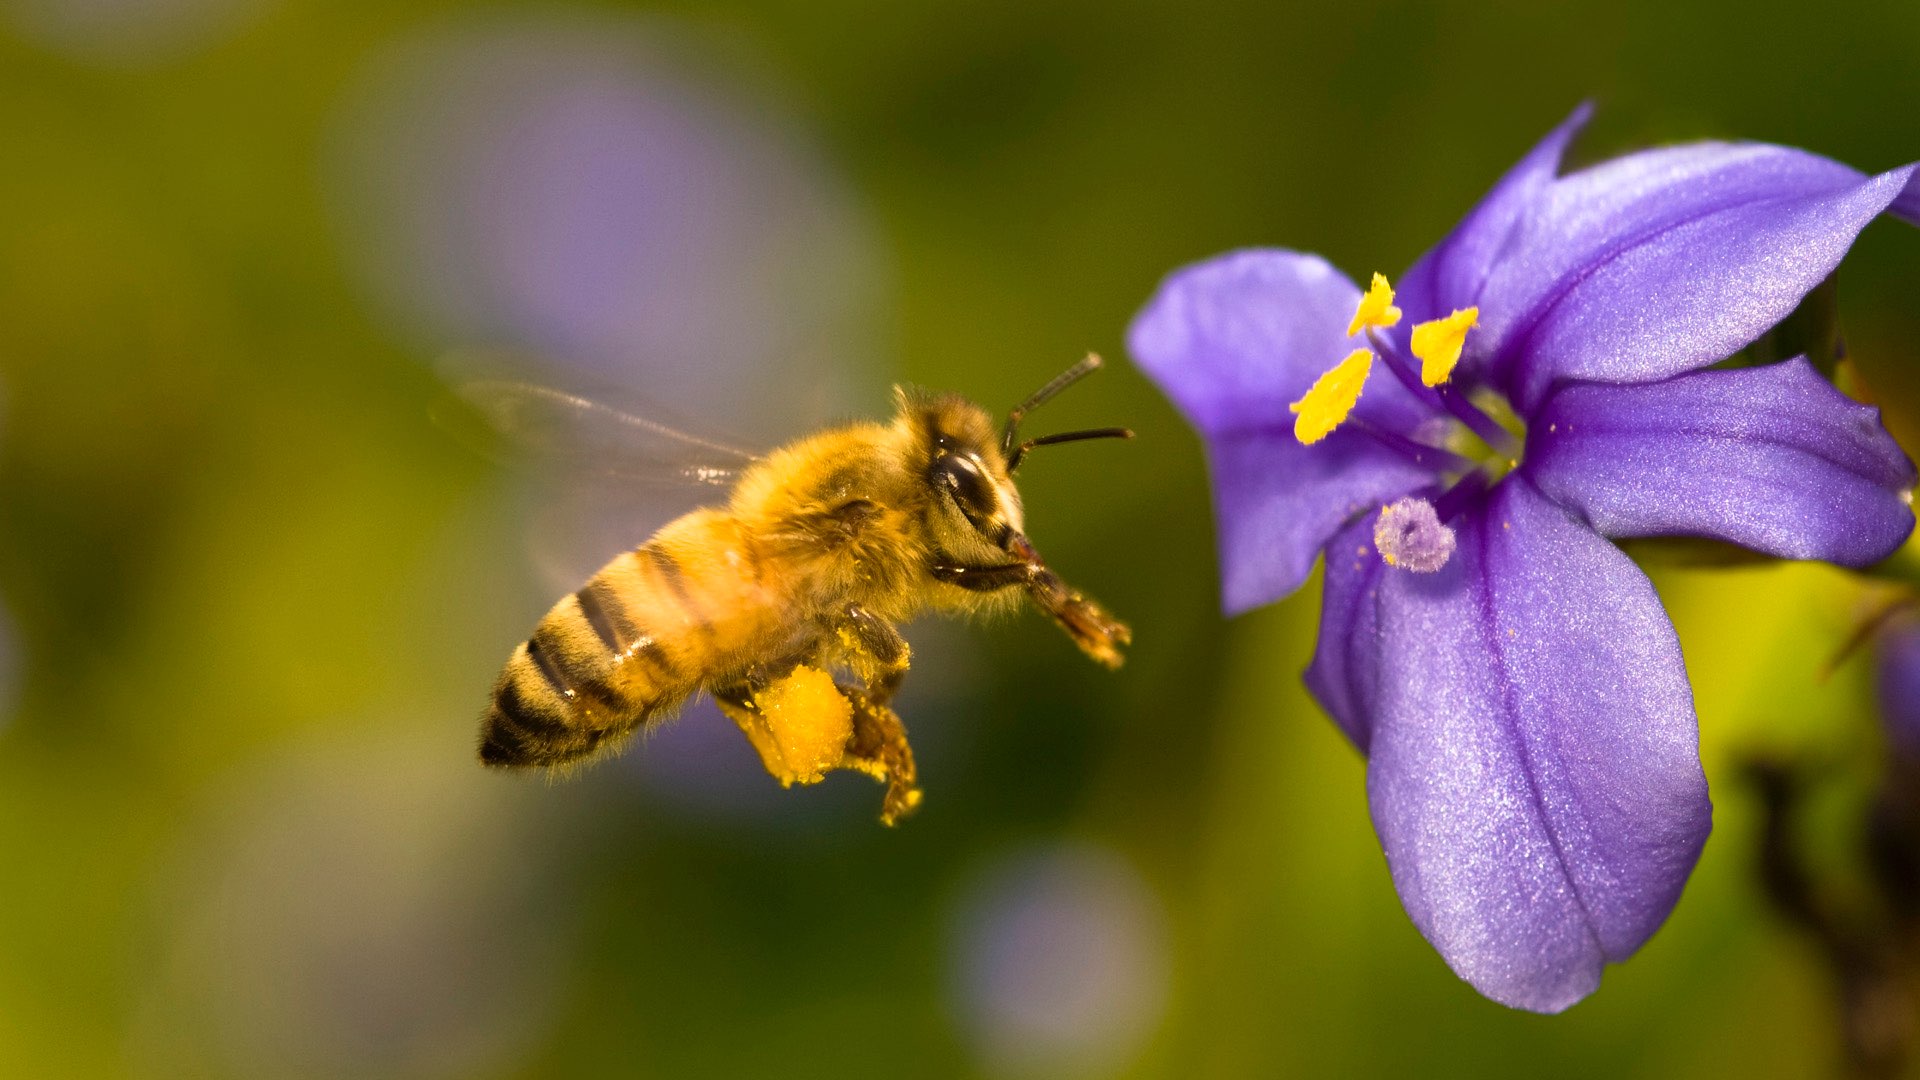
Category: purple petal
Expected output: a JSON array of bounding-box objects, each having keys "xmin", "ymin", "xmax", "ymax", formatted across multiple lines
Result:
[
  {"xmin": 1130, "ymin": 250, "xmax": 1434, "ymax": 610},
  {"xmin": 1205, "ymin": 428, "xmax": 1430, "ymax": 614},
  {"xmin": 1366, "ymin": 479, "xmax": 1710, "ymax": 1012},
  {"xmin": 1527, "ymin": 359, "xmax": 1916, "ymax": 566},
  {"xmin": 1304, "ymin": 512, "xmax": 1389, "ymax": 751},
  {"xmin": 1895, "ymin": 182, "xmax": 1920, "ymax": 226},
  {"xmin": 1396, "ymin": 103, "xmax": 1592, "ymax": 324},
  {"xmin": 1877, "ymin": 616, "xmax": 1920, "ymax": 759},
  {"xmin": 1129, "ymin": 249, "xmax": 1430, "ymax": 433},
  {"xmin": 1474, "ymin": 143, "xmax": 1919, "ymax": 409}
]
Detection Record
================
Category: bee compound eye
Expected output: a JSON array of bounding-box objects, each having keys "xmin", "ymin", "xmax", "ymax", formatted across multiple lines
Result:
[{"xmin": 935, "ymin": 454, "xmax": 997, "ymax": 524}]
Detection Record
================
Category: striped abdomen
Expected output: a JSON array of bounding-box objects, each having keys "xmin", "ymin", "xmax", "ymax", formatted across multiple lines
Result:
[{"xmin": 479, "ymin": 512, "xmax": 759, "ymax": 767}]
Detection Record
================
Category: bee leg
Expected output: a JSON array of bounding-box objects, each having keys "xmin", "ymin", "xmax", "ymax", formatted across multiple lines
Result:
[
  {"xmin": 929, "ymin": 561, "xmax": 1034, "ymax": 591},
  {"xmin": 837, "ymin": 685, "xmax": 922, "ymax": 826},
  {"xmin": 931, "ymin": 544, "xmax": 1130, "ymax": 669},
  {"xmin": 834, "ymin": 603, "xmax": 911, "ymax": 706},
  {"xmin": 712, "ymin": 672, "xmax": 855, "ymax": 788},
  {"xmin": 712, "ymin": 683, "xmax": 793, "ymax": 782}
]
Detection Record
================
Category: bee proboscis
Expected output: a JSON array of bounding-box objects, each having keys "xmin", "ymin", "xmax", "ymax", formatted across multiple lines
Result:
[{"xmin": 465, "ymin": 355, "xmax": 1131, "ymax": 823}]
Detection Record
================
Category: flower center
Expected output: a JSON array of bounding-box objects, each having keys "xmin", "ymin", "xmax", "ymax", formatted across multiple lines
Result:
[
  {"xmin": 1287, "ymin": 272, "xmax": 1534, "ymax": 573},
  {"xmin": 1287, "ymin": 272, "xmax": 1483, "ymax": 445}
]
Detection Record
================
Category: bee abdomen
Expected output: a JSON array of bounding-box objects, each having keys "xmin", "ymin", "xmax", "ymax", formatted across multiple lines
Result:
[{"xmin": 479, "ymin": 562, "xmax": 694, "ymax": 767}]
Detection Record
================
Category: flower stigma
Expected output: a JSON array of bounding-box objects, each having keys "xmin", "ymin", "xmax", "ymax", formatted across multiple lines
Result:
[
  {"xmin": 1288, "ymin": 347, "xmax": 1373, "ymax": 444},
  {"xmin": 1373, "ymin": 496, "xmax": 1456, "ymax": 572},
  {"xmin": 1346, "ymin": 272, "xmax": 1403, "ymax": 336}
]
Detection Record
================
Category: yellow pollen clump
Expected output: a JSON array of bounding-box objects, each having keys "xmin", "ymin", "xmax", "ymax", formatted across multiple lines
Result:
[
  {"xmin": 746, "ymin": 665, "xmax": 854, "ymax": 786},
  {"xmin": 1289, "ymin": 348, "xmax": 1373, "ymax": 444},
  {"xmin": 1411, "ymin": 307, "xmax": 1479, "ymax": 386},
  {"xmin": 1347, "ymin": 273, "xmax": 1403, "ymax": 337}
]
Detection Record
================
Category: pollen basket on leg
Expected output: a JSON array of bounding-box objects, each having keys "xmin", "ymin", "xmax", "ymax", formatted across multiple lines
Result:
[{"xmin": 1289, "ymin": 348, "xmax": 1373, "ymax": 445}]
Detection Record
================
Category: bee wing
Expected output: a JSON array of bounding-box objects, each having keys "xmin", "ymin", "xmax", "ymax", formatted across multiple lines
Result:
[{"xmin": 436, "ymin": 379, "xmax": 762, "ymax": 487}]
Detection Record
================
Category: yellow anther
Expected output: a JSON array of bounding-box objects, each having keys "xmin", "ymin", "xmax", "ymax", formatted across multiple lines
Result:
[
  {"xmin": 1347, "ymin": 273, "xmax": 1402, "ymax": 336},
  {"xmin": 1288, "ymin": 348, "xmax": 1372, "ymax": 444},
  {"xmin": 1411, "ymin": 308, "xmax": 1480, "ymax": 387}
]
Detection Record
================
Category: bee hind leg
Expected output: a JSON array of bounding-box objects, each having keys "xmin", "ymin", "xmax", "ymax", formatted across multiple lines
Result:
[
  {"xmin": 837, "ymin": 685, "xmax": 921, "ymax": 826},
  {"xmin": 714, "ymin": 668, "xmax": 923, "ymax": 825},
  {"xmin": 820, "ymin": 605, "xmax": 921, "ymax": 823}
]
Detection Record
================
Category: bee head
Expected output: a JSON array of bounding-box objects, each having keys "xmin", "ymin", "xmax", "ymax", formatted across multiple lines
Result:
[
  {"xmin": 900, "ymin": 355, "xmax": 1131, "ymax": 560},
  {"xmin": 901, "ymin": 391, "xmax": 1027, "ymax": 558}
]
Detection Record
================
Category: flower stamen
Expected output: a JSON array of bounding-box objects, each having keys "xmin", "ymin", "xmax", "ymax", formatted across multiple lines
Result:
[
  {"xmin": 1411, "ymin": 308, "xmax": 1480, "ymax": 387},
  {"xmin": 1346, "ymin": 273, "xmax": 1403, "ymax": 337},
  {"xmin": 1289, "ymin": 348, "xmax": 1373, "ymax": 444}
]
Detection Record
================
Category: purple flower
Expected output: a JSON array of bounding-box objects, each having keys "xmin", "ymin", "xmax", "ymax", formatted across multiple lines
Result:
[{"xmin": 1129, "ymin": 105, "xmax": 1920, "ymax": 1012}]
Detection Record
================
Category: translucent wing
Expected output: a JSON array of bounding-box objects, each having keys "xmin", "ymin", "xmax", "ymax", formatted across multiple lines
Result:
[{"xmin": 437, "ymin": 378, "xmax": 761, "ymax": 487}]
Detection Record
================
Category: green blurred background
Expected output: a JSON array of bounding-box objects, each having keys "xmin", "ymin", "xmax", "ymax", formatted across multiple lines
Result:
[{"xmin": 4, "ymin": 0, "xmax": 1920, "ymax": 1076}]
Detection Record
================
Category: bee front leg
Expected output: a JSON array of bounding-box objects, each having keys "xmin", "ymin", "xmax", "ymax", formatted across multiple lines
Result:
[{"xmin": 931, "ymin": 542, "xmax": 1131, "ymax": 669}]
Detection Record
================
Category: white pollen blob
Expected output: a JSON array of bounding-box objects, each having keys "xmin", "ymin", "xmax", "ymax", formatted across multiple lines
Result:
[{"xmin": 1374, "ymin": 496, "xmax": 1456, "ymax": 572}]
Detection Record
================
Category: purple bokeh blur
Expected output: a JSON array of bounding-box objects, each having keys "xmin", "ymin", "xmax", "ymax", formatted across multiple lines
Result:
[
  {"xmin": 1876, "ymin": 611, "xmax": 1920, "ymax": 758},
  {"xmin": 328, "ymin": 11, "xmax": 882, "ymax": 447},
  {"xmin": 947, "ymin": 842, "xmax": 1170, "ymax": 1077}
]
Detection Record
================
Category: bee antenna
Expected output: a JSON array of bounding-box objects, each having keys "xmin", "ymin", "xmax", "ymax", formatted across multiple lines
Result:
[
  {"xmin": 1003, "ymin": 353, "xmax": 1105, "ymax": 456},
  {"xmin": 1006, "ymin": 427, "xmax": 1134, "ymax": 473}
]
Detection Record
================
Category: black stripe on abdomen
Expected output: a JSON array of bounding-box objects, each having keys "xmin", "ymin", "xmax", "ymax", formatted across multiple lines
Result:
[
  {"xmin": 481, "ymin": 680, "xmax": 571, "ymax": 765},
  {"xmin": 527, "ymin": 627, "xmax": 627, "ymax": 717},
  {"xmin": 644, "ymin": 544, "xmax": 712, "ymax": 636},
  {"xmin": 576, "ymin": 578, "xmax": 640, "ymax": 653}
]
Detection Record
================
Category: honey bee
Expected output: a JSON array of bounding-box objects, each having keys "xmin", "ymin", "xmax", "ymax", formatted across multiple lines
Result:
[{"xmin": 464, "ymin": 355, "xmax": 1131, "ymax": 823}]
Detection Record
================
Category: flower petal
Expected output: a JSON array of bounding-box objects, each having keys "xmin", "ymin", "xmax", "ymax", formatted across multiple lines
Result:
[
  {"xmin": 1366, "ymin": 479, "xmax": 1710, "ymax": 1012},
  {"xmin": 1474, "ymin": 143, "xmax": 1919, "ymax": 409},
  {"xmin": 1130, "ymin": 250, "xmax": 1435, "ymax": 609},
  {"xmin": 1527, "ymin": 358, "xmax": 1917, "ymax": 566},
  {"xmin": 1304, "ymin": 511, "xmax": 1389, "ymax": 751},
  {"xmin": 1395, "ymin": 103, "xmax": 1592, "ymax": 324},
  {"xmin": 1204, "ymin": 428, "xmax": 1429, "ymax": 614}
]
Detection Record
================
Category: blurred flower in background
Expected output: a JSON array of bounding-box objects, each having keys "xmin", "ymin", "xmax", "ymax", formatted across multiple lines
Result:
[
  {"xmin": 947, "ymin": 841, "xmax": 1169, "ymax": 1079},
  {"xmin": 326, "ymin": 10, "xmax": 880, "ymax": 442},
  {"xmin": 130, "ymin": 734, "xmax": 571, "ymax": 1079}
]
